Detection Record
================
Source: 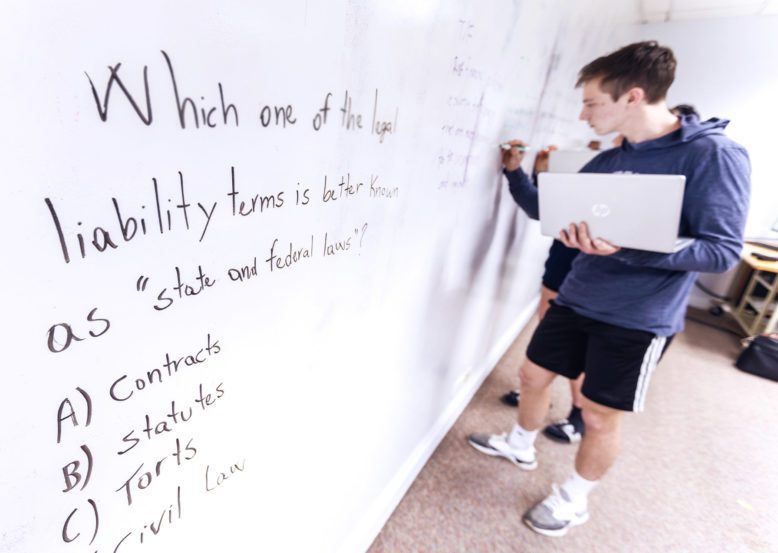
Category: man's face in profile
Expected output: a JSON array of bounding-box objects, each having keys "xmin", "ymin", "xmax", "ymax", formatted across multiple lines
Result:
[{"xmin": 579, "ymin": 79, "xmax": 630, "ymax": 136}]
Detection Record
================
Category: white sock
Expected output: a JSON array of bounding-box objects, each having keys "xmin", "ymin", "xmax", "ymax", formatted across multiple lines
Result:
[
  {"xmin": 507, "ymin": 422, "xmax": 538, "ymax": 450},
  {"xmin": 561, "ymin": 470, "xmax": 598, "ymax": 506}
]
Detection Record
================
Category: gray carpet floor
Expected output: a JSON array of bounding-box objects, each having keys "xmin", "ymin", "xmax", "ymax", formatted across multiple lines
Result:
[{"xmin": 368, "ymin": 312, "xmax": 778, "ymax": 553}]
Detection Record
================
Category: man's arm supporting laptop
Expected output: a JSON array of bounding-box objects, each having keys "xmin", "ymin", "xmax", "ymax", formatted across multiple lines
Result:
[{"xmin": 611, "ymin": 147, "xmax": 750, "ymax": 273}]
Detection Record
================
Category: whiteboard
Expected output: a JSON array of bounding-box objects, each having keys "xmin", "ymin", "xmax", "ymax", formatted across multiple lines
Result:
[{"xmin": 0, "ymin": 2, "xmax": 634, "ymax": 552}]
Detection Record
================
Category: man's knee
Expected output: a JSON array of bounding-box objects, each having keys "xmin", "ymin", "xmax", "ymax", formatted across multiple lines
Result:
[
  {"xmin": 519, "ymin": 360, "xmax": 556, "ymax": 391},
  {"xmin": 581, "ymin": 399, "xmax": 622, "ymax": 434}
]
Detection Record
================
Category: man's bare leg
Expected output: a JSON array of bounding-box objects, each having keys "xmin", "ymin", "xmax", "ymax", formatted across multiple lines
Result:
[
  {"xmin": 575, "ymin": 396, "xmax": 623, "ymax": 480},
  {"xmin": 517, "ymin": 359, "xmax": 557, "ymax": 431},
  {"xmin": 501, "ymin": 286, "xmax": 558, "ymax": 407},
  {"xmin": 468, "ymin": 359, "xmax": 555, "ymax": 470},
  {"xmin": 522, "ymin": 397, "xmax": 624, "ymax": 536}
]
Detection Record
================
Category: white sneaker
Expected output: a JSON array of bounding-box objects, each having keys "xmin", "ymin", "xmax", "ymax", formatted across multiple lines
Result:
[
  {"xmin": 467, "ymin": 432, "xmax": 537, "ymax": 470},
  {"xmin": 522, "ymin": 484, "xmax": 589, "ymax": 537}
]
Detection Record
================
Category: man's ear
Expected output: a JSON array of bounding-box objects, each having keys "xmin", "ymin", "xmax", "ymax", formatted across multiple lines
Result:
[{"xmin": 624, "ymin": 87, "xmax": 645, "ymax": 106}]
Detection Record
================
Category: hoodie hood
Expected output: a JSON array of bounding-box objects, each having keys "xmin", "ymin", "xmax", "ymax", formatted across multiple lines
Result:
[{"xmin": 622, "ymin": 115, "xmax": 730, "ymax": 152}]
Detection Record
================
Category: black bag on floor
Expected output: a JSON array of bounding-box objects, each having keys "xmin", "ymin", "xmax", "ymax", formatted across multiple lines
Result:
[{"xmin": 736, "ymin": 334, "xmax": 778, "ymax": 382}]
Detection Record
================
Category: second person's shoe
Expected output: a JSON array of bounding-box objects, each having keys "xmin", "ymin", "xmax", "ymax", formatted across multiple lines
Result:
[
  {"xmin": 543, "ymin": 419, "xmax": 583, "ymax": 444},
  {"xmin": 500, "ymin": 389, "xmax": 520, "ymax": 407}
]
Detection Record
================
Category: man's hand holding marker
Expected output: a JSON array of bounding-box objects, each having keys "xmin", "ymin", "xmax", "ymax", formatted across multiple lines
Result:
[
  {"xmin": 499, "ymin": 140, "xmax": 618, "ymax": 255},
  {"xmin": 500, "ymin": 140, "xmax": 530, "ymax": 171}
]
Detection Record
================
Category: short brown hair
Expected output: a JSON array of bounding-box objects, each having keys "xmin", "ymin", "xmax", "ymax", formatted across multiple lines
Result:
[{"xmin": 576, "ymin": 41, "xmax": 676, "ymax": 103}]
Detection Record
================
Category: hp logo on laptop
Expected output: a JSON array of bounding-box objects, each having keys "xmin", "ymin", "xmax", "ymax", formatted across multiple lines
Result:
[{"xmin": 591, "ymin": 203, "xmax": 611, "ymax": 218}]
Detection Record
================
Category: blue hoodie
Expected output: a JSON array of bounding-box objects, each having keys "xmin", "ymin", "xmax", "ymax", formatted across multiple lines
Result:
[{"xmin": 504, "ymin": 115, "xmax": 751, "ymax": 335}]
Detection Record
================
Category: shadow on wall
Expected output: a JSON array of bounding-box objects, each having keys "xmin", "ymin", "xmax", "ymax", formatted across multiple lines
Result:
[{"xmin": 409, "ymin": 173, "xmax": 529, "ymax": 420}]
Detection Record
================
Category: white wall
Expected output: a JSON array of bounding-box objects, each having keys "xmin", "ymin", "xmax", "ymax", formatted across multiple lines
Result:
[{"xmin": 640, "ymin": 15, "xmax": 778, "ymax": 239}]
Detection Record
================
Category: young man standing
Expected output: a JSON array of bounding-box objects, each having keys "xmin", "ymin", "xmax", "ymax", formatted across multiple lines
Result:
[{"xmin": 468, "ymin": 41, "xmax": 750, "ymax": 537}]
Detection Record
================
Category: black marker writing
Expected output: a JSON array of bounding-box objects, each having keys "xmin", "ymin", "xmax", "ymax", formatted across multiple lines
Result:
[{"xmin": 85, "ymin": 63, "xmax": 152, "ymax": 124}]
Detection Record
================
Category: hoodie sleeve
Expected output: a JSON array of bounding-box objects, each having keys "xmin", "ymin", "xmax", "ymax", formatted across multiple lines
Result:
[
  {"xmin": 503, "ymin": 167, "xmax": 539, "ymax": 220},
  {"xmin": 612, "ymin": 146, "xmax": 751, "ymax": 273}
]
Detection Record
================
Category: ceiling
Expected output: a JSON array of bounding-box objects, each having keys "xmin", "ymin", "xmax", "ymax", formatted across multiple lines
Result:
[{"xmin": 639, "ymin": 0, "xmax": 778, "ymax": 22}]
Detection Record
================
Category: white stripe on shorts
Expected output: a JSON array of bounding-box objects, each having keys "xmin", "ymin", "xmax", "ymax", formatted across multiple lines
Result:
[{"xmin": 633, "ymin": 336, "xmax": 666, "ymax": 412}]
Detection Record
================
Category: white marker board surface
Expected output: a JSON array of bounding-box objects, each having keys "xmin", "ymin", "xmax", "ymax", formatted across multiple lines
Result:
[{"xmin": 0, "ymin": 2, "xmax": 633, "ymax": 552}]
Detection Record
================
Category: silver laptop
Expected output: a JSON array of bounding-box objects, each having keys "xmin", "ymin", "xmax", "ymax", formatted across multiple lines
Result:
[
  {"xmin": 537, "ymin": 172, "xmax": 689, "ymax": 253},
  {"xmin": 548, "ymin": 149, "xmax": 600, "ymax": 173}
]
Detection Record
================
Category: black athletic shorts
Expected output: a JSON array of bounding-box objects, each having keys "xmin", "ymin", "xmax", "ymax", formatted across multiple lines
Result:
[
  {"xmin": 541, "ymin": 240, "xmax": 579, "ymax": 292},
  {"xmin": 526, "ymin": 303, "xmax": 674, "ymax": 412}
]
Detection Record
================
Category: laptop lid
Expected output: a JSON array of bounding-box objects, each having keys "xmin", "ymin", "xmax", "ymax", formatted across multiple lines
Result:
[{"xmin": 537, "ymin": 172, "xmax": 687, "ymax": 253}]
